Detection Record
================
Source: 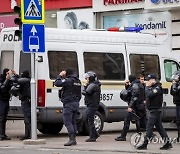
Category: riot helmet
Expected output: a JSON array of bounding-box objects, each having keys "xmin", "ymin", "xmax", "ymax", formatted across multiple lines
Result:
[
  {"xmin": 171, "ymin": 70, "xmax": 180, "ymax": 82},
  {"xmin": 120, "ymin": 89, "xmax": 129, "ymax": 102},
  {"xmin": 83, "ymin": 71, "xmax": 97, "ymax": 82},
  {"xmin": 10, "ymin": 85, "xmax": 20, "ymax": 97}
]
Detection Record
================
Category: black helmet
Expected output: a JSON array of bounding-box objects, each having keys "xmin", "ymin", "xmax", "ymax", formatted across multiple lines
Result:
[
  {"xmin": 83, "ymin": 71, "xmax": 97, "ymax": 82},
  {"xmin": 171, "ymin": 71, "xmax": 180, "ymax": 81},
  {"xmin": 120, "ymin": 89, "xmax": 129, "ymax": 102},
  {"xmin": 10, "ymin": 85, "xmax": 20, "ymax": 97}
]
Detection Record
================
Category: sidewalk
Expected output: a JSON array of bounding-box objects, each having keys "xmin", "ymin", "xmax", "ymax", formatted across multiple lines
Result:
[
  {"xmin": 1, "ymin": 130, "xmax": 179, "ymax": 154},
  {"xmin": 2, "ymin": 120, "xmax": 179, "ymax": 154}
]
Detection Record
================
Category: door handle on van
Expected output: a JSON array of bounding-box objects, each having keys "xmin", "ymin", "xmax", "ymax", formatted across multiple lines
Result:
[
  {"xmin": 162, "ymin": 88, "xmax": 168, "ymax": 94},
  {"xmin": 47, "ymin": 89, "xmax": 52, "ymax": 93}
]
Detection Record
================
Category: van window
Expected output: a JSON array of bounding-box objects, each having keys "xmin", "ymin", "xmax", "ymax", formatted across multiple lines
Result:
[
  {"xmin": 19, "ymin": 51, "xmax": 31, "ymax": 75},
  {"xmin": 130, "ymin": 54, "xmax": 161, "ymax": 80},
  {"xmin": 84, "ymin": 52, "xmax": 125, "ymax": 80},
  {"xmin": 164, "ymin": 60, "xmax": 180, "ymax": 82},
  {"xmin": 48, "ymin": 51, "xmax": 78, "ymax": 79},
  {"xmin": 0, "ymin": 51, "xmax": 14, "ymax": 73}
]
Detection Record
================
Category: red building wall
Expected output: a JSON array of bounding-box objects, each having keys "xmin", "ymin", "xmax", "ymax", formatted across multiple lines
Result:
[{"xmin": 0, "ymin": 0, "xmax": 92, "ymax": 13}]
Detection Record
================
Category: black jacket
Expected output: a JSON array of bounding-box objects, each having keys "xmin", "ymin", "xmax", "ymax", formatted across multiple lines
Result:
[
  {"xmin": 127, "ymin": 80, "xmax": 145, "ymax": 110},
  {"xmin": 0, "ymin": 74, "xmax": 12, "ymax": 100},
  {"xmin": 82, "ymin": 80, "xmax": 101, "ymax": 108},
  {"xmin": 18, "ymin": 78, "xmax": 31, "ymax": 101},
  {"xmin": 145, "ymin": 82, "xmax": 163, "ymax": 110},
  {"xmin": 54, "ymin": 74, "xmax": 81, "ymax": 103},
  {"xmin": 170, "ymin": 82, "xmax": 180, "ymax": 105}
]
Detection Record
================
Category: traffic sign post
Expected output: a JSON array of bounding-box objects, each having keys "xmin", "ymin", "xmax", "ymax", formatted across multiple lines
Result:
[{"xmin": 20, "ymin": 0, "xmax": 46, "ymax": 144}]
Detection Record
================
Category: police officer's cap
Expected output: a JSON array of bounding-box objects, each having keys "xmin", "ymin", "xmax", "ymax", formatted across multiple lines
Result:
[{"xmin": 146, "ymin": 74, "xmax": 157, "ymax": 81}]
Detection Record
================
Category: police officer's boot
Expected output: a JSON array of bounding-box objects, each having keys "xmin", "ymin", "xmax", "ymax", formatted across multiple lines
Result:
[
  {"xmin": 0, "ymin": 123, "xmax": 3, "ymax": 141},
  {"xmin": 136, "ymin": 139, "xmax": 148, "ymax": 150},
  {"xmin": 176, "ymin": 121, "xmax": 180, "ymax": 142},
  {"xmin": 64, "ymin": 134, "xmax": 77, "ymax": 146},
  {"xmin": 20, "ymin": 123, "xmax": 31, "ymax": 140},
  {"xmin": 115, "ymin": 130, "xmax": 127, "ymax": 141},
  {"xmin": 85, "ymin": 126, "xmax": 97, "ymax": 142},
  {"xmin": 160, "ymin": 140, "xmax": 173, "ymax": 150},
  {"xmin": 0, "ymin": 123, "xmax": 11, "ymax": 141}
]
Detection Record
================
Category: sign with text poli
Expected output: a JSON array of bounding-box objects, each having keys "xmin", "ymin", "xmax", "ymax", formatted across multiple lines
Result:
[
  {"xmin": 22, "ymin": 24, "xmax": 45, "ymax": 53},
  {"xmin": 21, "ymin": 0, "xmax": 45, "ymax": 24}
]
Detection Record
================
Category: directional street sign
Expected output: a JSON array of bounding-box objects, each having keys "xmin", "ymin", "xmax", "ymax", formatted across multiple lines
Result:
[
  {"xmin": 21, "ymin": 0, "xmax": 45, "ymax": 24},
  {"xmin": 22, "ymin": 24, "xmax": 45, "ymax": 53}
]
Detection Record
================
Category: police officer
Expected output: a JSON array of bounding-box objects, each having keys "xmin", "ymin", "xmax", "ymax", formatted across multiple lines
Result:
[
  {"xmin": 18, "ymin": 70, "xmax": 31, "ymax": 140},
  {"xmin": 82, "ymin": 71, "xmax": 101, "ymax": 142},
  {"xmin": 170, "ymin": 71, "xmax": 180, "ymax": 142},
  {"xmin": 137, "ymin": 74, "xmax": 172, "ymax": 150},
  {"xmin": 115, "ymin": 74, "xmax": 145, "ymax": 141},
  {"xmin": 137, "ymin": 74, "xmax": 147, "ymax": 130},
  {"xmin": 54, "ymin": 69, "xmax": 81, "ymax": 146},
  {"xmin": 0, "ymin": 68, "xmax": 14, "ymax": 141}
]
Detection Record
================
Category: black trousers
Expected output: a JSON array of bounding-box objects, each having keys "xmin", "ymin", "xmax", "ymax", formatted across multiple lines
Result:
[
  {"xmin": 122, "ymin": 110, "xmax": 141, "ymax": 134},
  {"xmin": 63, "ymin": 102, "xmax": 79, "ymax": 135},
  {"xmin": 144, "ymin": 109, "xmax": 169, "ymax": 143},
  {"xmin": 21, "ymin": 99, "xmax": 31, "ymax": 125},
  {"xmin": 86, "ymin": 106, "xmax": 98, "ymax": 139},
  {"xmin": 0, "ymin": 99, "xmax": 9, "ymax": 137}
]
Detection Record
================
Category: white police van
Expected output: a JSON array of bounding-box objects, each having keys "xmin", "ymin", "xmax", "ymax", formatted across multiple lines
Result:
[{"xmin": 0, "ymin": 27, "xmax": 180, "ymax": 135}]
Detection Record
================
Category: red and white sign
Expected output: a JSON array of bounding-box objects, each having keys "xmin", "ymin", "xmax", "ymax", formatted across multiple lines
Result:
[
  {"xmin": 0, "ymin": 0, "xmax": 92, "ymax": 13},
  {"xmin": 0, "ymin": 15, "xmax": 18, "ymax": 32},
  {"xmin": 93, "ymin": 0, "xmax": 144, "ymax": 12},
  {"xmin": 104, "ymin": 0, "xmax": 144, "ymax": 6}
]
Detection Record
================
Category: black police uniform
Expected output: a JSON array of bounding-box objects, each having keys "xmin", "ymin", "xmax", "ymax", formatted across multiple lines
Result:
[
  {"xmin": 170, "ymin": 79, "xmax": 180, "ymax": 142},
  {"xmin": 54, "ymin": 71, "xmax": 81, "ymax": 146},
  {"xmin": 18, "ymin": 71, "xmax": 31, "ymax": 140},
  {"xmin": 82, "ymin": 80, "xmax": 101, "ymax": 142},
  {"xmin": 0, "ymin": 68, "xmax": 12, "ymax": 141},
  {"xmin": 137, "ymin": 76, "xmax": 172, "ymax": 150},
  {"xmin": 115, "ymin": 78, "xmax": 145, "ymax": 141}
]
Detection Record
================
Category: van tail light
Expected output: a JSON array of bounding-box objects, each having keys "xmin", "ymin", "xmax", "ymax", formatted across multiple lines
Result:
[{"xmin": 37, "ymin": 80, "xmax": 45, "ymax": 107}]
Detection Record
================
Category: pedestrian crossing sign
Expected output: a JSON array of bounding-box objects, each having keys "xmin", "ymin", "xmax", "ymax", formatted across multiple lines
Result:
[{"xmin": 21, "ymin": 0, "xmax": 45, "ymax": 24}]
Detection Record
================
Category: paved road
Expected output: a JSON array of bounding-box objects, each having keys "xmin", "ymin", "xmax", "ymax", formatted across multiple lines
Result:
[{"xmin": 0, "ymin": 120, "xmax": 179, "ymax": 154}]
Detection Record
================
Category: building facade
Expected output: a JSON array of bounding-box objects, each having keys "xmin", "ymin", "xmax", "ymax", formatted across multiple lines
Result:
[
  {"xmin": 0, "ymin": 0, "xmax": 92, "ymax": 30},
  {"xmin": 93, "ymin": 0, "xmax": 180, "ymax": 53}
]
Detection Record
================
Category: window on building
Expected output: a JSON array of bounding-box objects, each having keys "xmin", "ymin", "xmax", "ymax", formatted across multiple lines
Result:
[
  {"xmin": 19, "ymin": 51, "xmax": 31, "ymax": 75},
  {"xmin": 130, "ymin": 54, "xmax": 161, "ymax": 80},
  {"xmin": 48, "ymin": 51, "xmax": 78, "ymax": 79},
  {"xmin": 164, "ymin": 60, "xmax": 180, "ymax": 82},
  {"xmin": 0, "ymin": 51, "xmax": 14, "ymax": 73},
  {"xmin": 84, "ymin": 52, "xmax": 125, "ymax": 80}
]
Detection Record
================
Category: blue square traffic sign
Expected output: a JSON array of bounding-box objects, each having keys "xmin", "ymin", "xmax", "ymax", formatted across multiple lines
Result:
[{"xmin": 22, "ymin": 24, "xmax": 45, "ymax": 53}]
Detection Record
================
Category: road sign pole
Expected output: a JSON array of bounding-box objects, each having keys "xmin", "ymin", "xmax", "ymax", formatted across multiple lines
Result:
[{"xmin": 31, "ymin": 52, "xmax": 37, "ymax": 140}]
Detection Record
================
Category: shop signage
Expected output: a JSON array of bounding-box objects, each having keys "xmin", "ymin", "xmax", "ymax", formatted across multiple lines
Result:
[
  {"xmin": 145, "ymin": 0, "xmax": 180, "ymax": 9},
  {"xmin": 151, "ymin": 0, "xmax": 179, "ymax": 4},
  {"xmin": 0, "ymin": 15, "xmax": 18, "ymax": 32},
  {"xmin": 103, "ymin": 12, "xmax": 171, "ymax": 45},
  {"xmin": 104, "ymin": 0, "xmax": 143, "ymax": 5},
  {"xmin": 0, "ymin": 0, "xmax": 92, "ymax": 13},
  {"xmin": 93, "ymin": 0, "xmax": 144, "ymax": 12}
]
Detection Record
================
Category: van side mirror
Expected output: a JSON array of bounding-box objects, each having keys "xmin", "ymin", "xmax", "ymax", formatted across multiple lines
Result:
[{"xmin": 162, "ymin": 88, "xmax": 168, "ymax": 94}]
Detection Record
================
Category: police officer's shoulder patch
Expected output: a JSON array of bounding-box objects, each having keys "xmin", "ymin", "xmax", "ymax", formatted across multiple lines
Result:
[
  {"xmin": 62, "ymin": 79, "xmax": 66, "ymax": 82},
  {"xmin": 153, "ymin": 88, "xmax": 158, "ymax": 93}
]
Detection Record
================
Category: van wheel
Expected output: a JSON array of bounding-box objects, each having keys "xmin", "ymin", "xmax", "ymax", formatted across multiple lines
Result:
[
  {"xmin": 78, "ymin": 111, "xmax": 104, "ymax": 135},
  {"xmin": 38, "ymin": 123, "xmax": 63, "ymax": 134}
]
